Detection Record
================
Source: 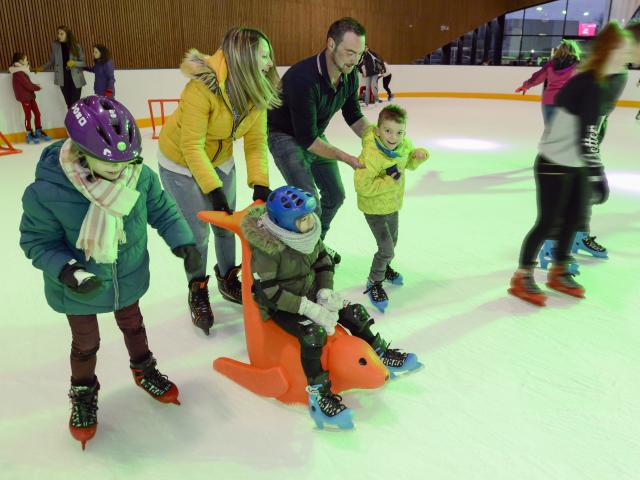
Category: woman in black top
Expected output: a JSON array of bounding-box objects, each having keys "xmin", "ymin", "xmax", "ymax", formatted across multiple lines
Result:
[{"xmin": 508, "ymin": 23, "xmax": 634, "ymax": 307}]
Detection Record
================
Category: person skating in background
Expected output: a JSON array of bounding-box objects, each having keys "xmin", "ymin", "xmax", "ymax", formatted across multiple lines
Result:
[
  {"xmin": 508, "ymin": 23, "xmax": 634, "ymax": 307},
  {"xmin": 538, "ymin": 21, "xmax": 640, "ymax": 265},
  {"xmin": 516, "ymin": 39, "xmax": 581, "ymax": 127},
  {"xmin": 241, "ymin": 186, "xmax": 422, "ymax": 430},
  {"xmin": 19, "ymin": 96, "xmax": 201, "ymax": 449},
  {"xmin": 9, "ymin": 52, "xmax": 51, "ymax": 144},
  {"xmin": 358, "ymin": 44, "xmax": 384, "ymax": 106},
  {"xmin": 84, "ymin": 43, "xmax": 115, "ymax": 97},
  {"xmin": 35, "ymin": 25, "xmax": 86, "ymax": 108},
  {"xmin": 354, "ymin": 105, "xmax": 429, "ymax": 312}
]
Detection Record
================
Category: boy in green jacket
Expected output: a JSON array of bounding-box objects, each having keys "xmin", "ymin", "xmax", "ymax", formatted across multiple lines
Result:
[
  {"xmin": 241, "ymin": 186, "xmax": 422, "ymax": 430},
  {"xmin": 354, "ymin": 105, "xmax": 429, "ymax": 312}
]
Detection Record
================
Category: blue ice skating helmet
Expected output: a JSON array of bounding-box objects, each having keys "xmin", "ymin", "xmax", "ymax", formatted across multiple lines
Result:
[{"xmin": 266, "ymin": 186, "xmax": 317, "ymax": 232}]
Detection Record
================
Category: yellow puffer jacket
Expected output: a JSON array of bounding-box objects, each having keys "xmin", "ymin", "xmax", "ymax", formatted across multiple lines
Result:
[
  {"xmin": 354, "ymin": 127, "xmax": 428, "ymax": 215},
  {"xmin": 158, "ymin": 49, "xmax": 269, "ymax": 194}
]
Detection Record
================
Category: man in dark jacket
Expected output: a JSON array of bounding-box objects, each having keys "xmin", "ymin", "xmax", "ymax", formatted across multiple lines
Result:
[{"xmin": 267, "ymin": 18, "xmax": 370, "ymax": 263}]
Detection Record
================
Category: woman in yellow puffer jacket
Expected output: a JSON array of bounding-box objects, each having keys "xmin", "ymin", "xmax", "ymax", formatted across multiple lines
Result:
[
  {"xmin": 158, "ymin": 27, "xmax": 281, "ymax": 335},
  {"xmin": 354, "ymin": 105, "xmax": 429, "ymax": 312}
]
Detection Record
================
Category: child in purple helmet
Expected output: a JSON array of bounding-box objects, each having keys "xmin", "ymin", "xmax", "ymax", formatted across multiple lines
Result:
[
  {"xmin": 240, "ymin": 185, "xmax": 422, "ymax": 430},
  {"xmin": 19, "ymin": 95, "xmax": 201, "ymax": 450}
]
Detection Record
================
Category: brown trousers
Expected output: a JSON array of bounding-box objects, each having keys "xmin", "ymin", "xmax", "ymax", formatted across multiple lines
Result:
[{"xmin": 66, "ymin": 301, "xmax": 150, "ymax": 386}]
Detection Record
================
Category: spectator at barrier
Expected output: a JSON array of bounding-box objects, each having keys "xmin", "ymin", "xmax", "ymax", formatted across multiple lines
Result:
[
  {"xmin": 35, "ymin": 25, "xmax": 86, "ymax": 108},
  {"xmin": 84, "ymin": 44, "xmax": 115, "ymax": 97}
]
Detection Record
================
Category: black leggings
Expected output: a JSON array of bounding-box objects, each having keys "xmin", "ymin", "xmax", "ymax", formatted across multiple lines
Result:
[
  {"xmin": 60, "ymin": 84, "xmax": 82, "ymax": 109},
  {"xmin": 382, "ymin": 74, "xmax": 392, "ymax": 96},
  {"xmin": 518, "ymin": 156, "xmax": 589, "ymax": 268},
  {"xmin": 270, "ymin": 305, "xmax": 377, "ymax": 382}
]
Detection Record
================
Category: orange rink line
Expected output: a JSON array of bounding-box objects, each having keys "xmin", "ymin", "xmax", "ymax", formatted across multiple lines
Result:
[{"xmin": 4, "ymin": 93, "xmax": 639, "ymax": 144}]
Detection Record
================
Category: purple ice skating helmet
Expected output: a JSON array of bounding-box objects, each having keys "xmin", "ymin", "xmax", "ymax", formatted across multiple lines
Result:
[
  {"xmin": 65, "ymin": 95, "xmax": 142, "ymax": 162},
  {"xmin": 266, "ymin": 186, "xmax": 317, "ymax": 232}
]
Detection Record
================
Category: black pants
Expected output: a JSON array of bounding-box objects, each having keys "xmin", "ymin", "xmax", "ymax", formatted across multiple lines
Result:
[
  {"xmin": 60, "ymin": 83, "xmax": 82, "ymax": 109},
  {"xmin": 518, "ymin": 156, "xmax": 589, "ymax": 268},
  {"xmin": 382, "ymin": 74, "xmax": 393, "ymax": 96},
  {"xmin": 270, "ymin": 305, "xmax": 377, "ymax": 382}
]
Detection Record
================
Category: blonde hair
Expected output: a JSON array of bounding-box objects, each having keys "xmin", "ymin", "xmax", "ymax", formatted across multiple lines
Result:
[
  {"xmin": 222, "ymin": 27, "xmax": 281, "ymax": 116},
  {"xmin": 580, "ymin": 22, "xmax": 632, "ymax": 81},
  {"xmin": 552, "ymin": 39, "xmax": 581, "ymax": 62}
]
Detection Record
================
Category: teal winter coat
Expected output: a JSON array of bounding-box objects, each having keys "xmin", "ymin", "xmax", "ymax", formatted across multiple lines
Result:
[{"xmin": 19, "ymin": 140, "xmax": 194, "ymax": 315}]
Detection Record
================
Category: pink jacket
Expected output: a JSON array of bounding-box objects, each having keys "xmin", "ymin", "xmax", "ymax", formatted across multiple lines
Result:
[{"xmin": 521, "ymin": 60, "xmax": 578, "ymax": 105}]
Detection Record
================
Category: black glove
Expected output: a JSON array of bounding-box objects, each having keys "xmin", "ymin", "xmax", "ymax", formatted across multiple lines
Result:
[
  {"xmin": 385, "ymin": 164, "xmax": 401, "ymax": 180},
  {"xmin": 252, "ymin": 185, "xmax": 272, "ymax": 202},
  {"xmin": 172, "ymin": 245, "xmax": 203, "ymax": 274},
  {"xmin": 59, "ymin": 261, "xmax": 102, "ymax": 294},
  {"xmin": 590, "ymin": 174, "xmax": 610, "ymax": 205},
  {"xmin": 208, "ymin": 187, "xmax": 233, "ymax": 214}
]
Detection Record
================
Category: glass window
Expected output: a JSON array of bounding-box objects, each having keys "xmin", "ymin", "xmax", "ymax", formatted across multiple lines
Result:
[
  {"xmin": 505, "ymin": 10, "xmax": 525, "ymax": 35},
  {"xmin": 502, "ymin": 36, "xmax": 523, "ymax": 64},
  {"xmin": 522, "ymin": 0, "xmax": 568, "ymax": 36},
  {"xmin": 521, "ymin": 35, "xmax": 565, "ymax": 64},
  {"xmin": 564, "ymin": 0, "xmax": 611, "ymax": 36}
]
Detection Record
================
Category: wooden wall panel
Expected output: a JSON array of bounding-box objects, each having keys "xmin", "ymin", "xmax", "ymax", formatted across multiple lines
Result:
[{"xmin": 0, "ymin": 0, "xmax": 544, "ymax": 69}]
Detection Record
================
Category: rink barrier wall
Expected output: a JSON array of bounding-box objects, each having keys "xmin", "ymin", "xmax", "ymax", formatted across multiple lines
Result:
[{"xmin": 2, "ymin": 66, "xmax": 639, "ymax": 143}]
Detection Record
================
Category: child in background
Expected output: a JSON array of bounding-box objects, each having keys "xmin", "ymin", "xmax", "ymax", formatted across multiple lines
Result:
[
  {"xmin": 20, "ymin": 96, "xmax": 201, "ymax": 449},
  {"xmin": 241, "ymin": 186, "xmax": 422, "ymax": 429},
  {"xmin": 354, "ymin": 105, "xmax": 429, "ymax": 312},
  {"xmin": 9, "ymin": 52, "xmax": 51, "ymax": 144},
  {"xmin": 84, "ymin": 44, "xmax": 115, "ymax": 97}
]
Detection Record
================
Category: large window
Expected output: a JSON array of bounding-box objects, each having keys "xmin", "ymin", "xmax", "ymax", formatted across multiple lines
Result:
[{"xmin": 501, "ymin": 0, "xmax": 611, "ymax": 65}]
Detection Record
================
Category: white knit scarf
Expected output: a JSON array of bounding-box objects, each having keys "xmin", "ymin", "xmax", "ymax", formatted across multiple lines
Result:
[
  {"xmin": 257, "ymin": 213, "xmax": 321, "ymax": 254},
  {"xmin": 59, "ymin": 139, "xmax": 142, "ymax": 264}
]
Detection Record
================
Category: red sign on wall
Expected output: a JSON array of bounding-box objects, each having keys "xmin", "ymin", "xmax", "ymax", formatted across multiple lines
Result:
[{"xmin": 578, "ymin": 23, "xmax": 597, "ymax": 36}]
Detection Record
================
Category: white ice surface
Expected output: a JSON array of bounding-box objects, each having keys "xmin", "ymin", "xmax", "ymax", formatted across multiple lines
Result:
[{"xmin": 1, "ymin": 98, "xmax": 639, "ymax": 479}]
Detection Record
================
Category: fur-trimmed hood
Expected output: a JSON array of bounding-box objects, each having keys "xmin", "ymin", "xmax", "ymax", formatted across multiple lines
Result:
[
  {"xmin": 9, "ymin": 63, "xmax": 30, "ymax": 75},
  {"xmin": 179, "ymin": 49, "xmax": 229, "ymax": 95},
  {"xmin": 241, "ymin": 205, "xmax": 286, "ymax": 255}
]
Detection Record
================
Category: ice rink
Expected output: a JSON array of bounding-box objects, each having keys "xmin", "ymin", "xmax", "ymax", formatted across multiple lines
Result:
[{"xmin": 1, "ymin": 97, "xmax": 639, "ymax": 479}]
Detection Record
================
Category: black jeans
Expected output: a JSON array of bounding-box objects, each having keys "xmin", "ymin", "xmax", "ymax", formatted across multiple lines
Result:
[
  {"xmin": 518, "ymin": 156, "xmax": 589, "ymax": 268},
  {"xmin": 270, "ymin": 306, "xmax": 377, "ymax": 382},
  {"xmin": 382, "ymin": 74, "xmax": 393, "ymax": 97},
  {"xmin": 268, "ymin": 132, "xmax": 345, "ymax": 240}
]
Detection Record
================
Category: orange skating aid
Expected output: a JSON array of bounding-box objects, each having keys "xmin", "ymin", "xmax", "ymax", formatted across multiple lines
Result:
[{"xmin": 198, "ymin": 204, "xmax": 389, "ymax": 405}]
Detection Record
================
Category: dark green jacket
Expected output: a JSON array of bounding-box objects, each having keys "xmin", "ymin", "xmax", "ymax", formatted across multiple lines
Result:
[
  {"xmin": 241, "ymin": 205, "xmax": 334, "ymax": 319},
  {"xmin": 20, "ymin": 140, "xmax": 194, "ymax": 315}
]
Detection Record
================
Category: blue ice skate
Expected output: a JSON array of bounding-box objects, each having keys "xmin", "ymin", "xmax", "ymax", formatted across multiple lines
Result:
[
  {"xmin": 35, "ymin": 128, "xmax": 51, "ymax": 141},
  {"xmin": 374, "ymin": 339, "xmax": 423, "ymax": 379},
  {"xmin": 384, "ymin": 264, "xmax": 404, "ymax": 286},
  {"xmin": 306, "ymin": 374, "xmax": 354, "ymax": 430},
  {"xmin": 538, "ymin": 240, "xmax": 580, "ymax": 275},
  {"xmin": 572, "ymin": 232, "xmax": 608, "ymax": 259},
  {"xmin": 26, "ymin": 131, "xmax": 39, "ymax": 144},
  {"xmin": 365, "ymin": 279, "xmax": 388, "ymax": 312}
]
